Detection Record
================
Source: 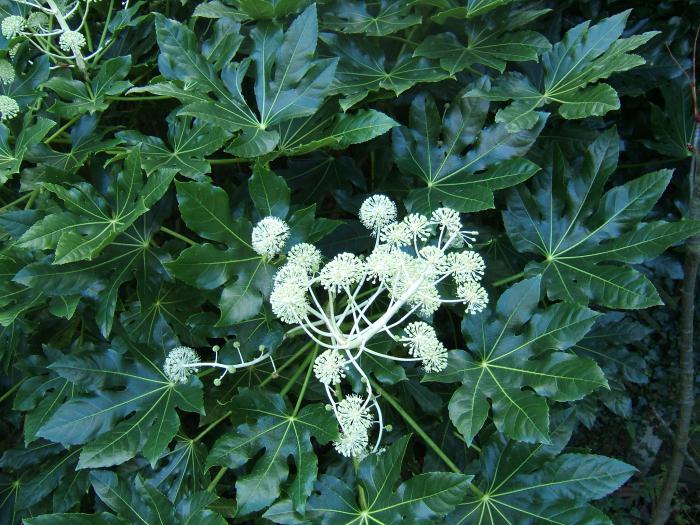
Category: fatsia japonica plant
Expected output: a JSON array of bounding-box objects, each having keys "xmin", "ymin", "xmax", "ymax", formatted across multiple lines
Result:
[{"xmin": 1, "ymin": 0, "xmax": 699, "ymax": 524}]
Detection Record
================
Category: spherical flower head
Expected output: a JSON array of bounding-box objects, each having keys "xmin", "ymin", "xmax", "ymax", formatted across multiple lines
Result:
[
  {"xmin": 448, "ymin": 251, "xmax": 485, "ymax": 284},
  {"xmin": 0, "ymin": 95, "xmax": 19, "ymax": 121},
  {"xmin": 287, "ymin": 242, "xmax": 322, "ymax": 274},
  {"xmin": 164, "ymin": 346, "xmax": 200, "ymax": 384},
  {"xmin": 365, "ymin": 245, "xmax": 407, "ymax": 284},
  {"xmin": 408, "ymin": 281, "xmax": 441, "ymax": 317},
  {"xmin": 27, "ymin": 12, "xmax": 49, "ymax": 30},
  {"xmin": 359, "ymin": 194, "xmax": 397, "ymax": 234},
  {"xmin": 431, "ymin": 207, "xmax": 461, "ymax": 235},
  {"xmin": 59, "ymin": 31, "xmax": 87, "ymax": 53},
  {"xmin": 0, "ymin": 60, "xmax": 14, "ymax": 85},
  {"xmin": 402, "ymin": 321, "xmax": 438, "ymax": 357},
  {"xmin": 334, "ymin": 428, "xmax": 368, "ymax": 458},
  {"xmin": 274, "ymin": 263, "xmax": 309, "ymax": 288},
  {"xmin": 380, "ymin": 221, "xmax": 411, "ymax": 248},
  {"xmin": 419, "ymin": 246, "xmax": 449, "ymax": 275},
  {"xmin": 336, "ymin": 394, "xmax": 374, "ymax": 431},
  {"xmin": 319, "ymin": 252, "xmax": 365, "ymax": 293},
  {"xmin": 313, "ymin": 350, "xmax": 346, "ymax": 385},
  {"xmin": 1, "ymin": 16, "xmax": 25, "ymax": 39},
  {"xmin": 270, "ymin": 277, "xmax": 308, "ymax": 324},
  {"xmin": 422, "ymin": 340, "xmax": 448, "ymax": 373},
  {"xmin": 403, "ymin": 213, "xmax": 432, "ymax": 241},
  {"xmin": 457, "ymin": 280, "xmax": 489, "ymax": 315},
  {"xmin": 252, "ymin": 216, "xmax": 290, "ymax": 259}
]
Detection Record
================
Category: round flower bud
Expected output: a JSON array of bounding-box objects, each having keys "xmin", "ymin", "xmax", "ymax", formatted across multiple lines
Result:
[
  {"xmin": 359, "ymin": 194, "xmax": 397, "ymax": 234},
  {"xmin": 457, "ymin": 280, "xmax": 489, "ymax": 315},
  {"xmin": 287, "ymin": 242, "xmax": 322, "ymax": 274},
  {"xmin": 319, "ymin": 252, "xmax": 365, "ymax": 293},
  {"xmin": 163, "ymin": 346, "xmax": 200, "ymax": 384},
  {"xmin": 334, "ymin": 428, "xmax": 368, "ymax": 458},
  {"xmin": 336, "ymin": 394, "xmax": 374, "ymax": 431},
  {"xmin": 431, "ymin": 207, "xmax": 462, "ymax": 234},
  {"xmin": 313, "ymin": 350, "xmax": 347, "ymax": 385}
]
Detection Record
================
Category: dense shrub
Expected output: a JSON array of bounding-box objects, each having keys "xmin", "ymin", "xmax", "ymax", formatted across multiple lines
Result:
[{"xmin": 0, "ymin": 1, "xmax": 698, "ymax": 524}]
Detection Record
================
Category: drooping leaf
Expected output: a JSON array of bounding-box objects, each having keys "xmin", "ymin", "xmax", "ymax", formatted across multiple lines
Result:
[
  {"xmin": 447, "ymin": 432, "xmax": 636, "ymax": 524},
  {"xmin": 321, "ymin": 34, "xmax": 448, "ymax": 110},
  {"xmin": 414, "ymin": 7, "xmax": 550, "ymax": 75},
  {"xmin": 321, "ymin": 0, "xmax": 421, "ymax": 36}
]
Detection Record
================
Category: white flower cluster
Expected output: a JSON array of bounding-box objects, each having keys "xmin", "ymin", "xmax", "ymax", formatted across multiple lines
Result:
[
  {"xmin": 258, "ymin": 195, "xmax": 489, "ymax": 457},
  {"xmin": 0, "ymin": 1, "xmax": 131, "ymax": 71}
]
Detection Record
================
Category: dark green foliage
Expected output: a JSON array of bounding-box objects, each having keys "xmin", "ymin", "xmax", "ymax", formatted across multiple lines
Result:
[{"xmin": 0, "ymin": 0, "xmax": 697, "ymax": 524}]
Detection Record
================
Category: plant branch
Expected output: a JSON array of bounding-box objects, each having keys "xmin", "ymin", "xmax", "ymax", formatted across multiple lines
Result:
[{"xmin": 651, "ymin": 94, "xmax": 700, "ymax": 525}]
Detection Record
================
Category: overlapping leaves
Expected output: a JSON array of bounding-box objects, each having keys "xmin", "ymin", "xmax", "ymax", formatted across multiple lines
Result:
[
  {"xmin": 503, "ymin": 129, "xmax": 700, "ymax": 309},
  {"xmin": 392, "ymin": 90, "xmax": 545, "ymax": 214},
  {"xmin": 306, "ymin": 435, "xmax": 473, "ymax": 524},
  {"xmin": 469, "ymin": 11, "xmax": 659, "ymax": 131},
  {"xmin": 426, "ymin": 277, "xmax": 607, "ymax": 445}
]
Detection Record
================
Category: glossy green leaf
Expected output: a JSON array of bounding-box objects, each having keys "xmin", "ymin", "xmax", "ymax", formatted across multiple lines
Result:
[
  {"xmin": 447, "ymin": 433, "xmax": 636, "ymax": 524},
  {"xmin": 393, "ymin": 91, "xmax": 545, "ymax": 213},
  {"xmin": 468, "ymin": 11, "xmax": 659, "ymax": 130},
  {"xmin": 426, "ymin": 277, "xmax": 605, "ymax": 444},
  {"xmin": 207, "ymin": 389, "xmax": 338, "ymax": 515},
  {"xmin": 503, "ymin": 130, "xmax": 700, "ymax": 308},
  {"xmin": 308, "ymin": 435, "xmax": 473, "ymax": 524}
]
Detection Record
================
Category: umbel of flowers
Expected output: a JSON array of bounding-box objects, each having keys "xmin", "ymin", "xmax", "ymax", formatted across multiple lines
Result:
[
  {"xmin": 264, "ymin": 195, "xmax": 488, "ymax": 457},
  {"xmin": 162, "ymin": 195, "xmax": 488, "ymax": 457}
]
